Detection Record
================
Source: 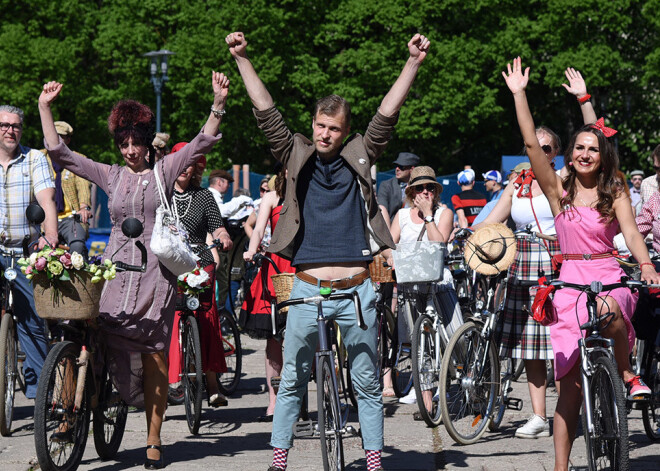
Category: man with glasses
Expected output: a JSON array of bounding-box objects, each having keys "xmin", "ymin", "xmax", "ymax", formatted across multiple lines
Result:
[
  {"xmin": 629, "ymin": 169, "xmax": 644, "ymax": 214},
  {"xmin": 0, "ymin": 105, "xmax": 58, "ymax": 399},
  {"xmin": 378, "ymin": 151, "xmax": 419, "ymax": 223}
]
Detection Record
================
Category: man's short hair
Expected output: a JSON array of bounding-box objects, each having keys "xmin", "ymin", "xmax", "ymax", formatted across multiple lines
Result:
[
  {"xmin": 0, "ymin": 105, "xmax": 24, "ymax": 123},
  {"xmin": 313, "ymin": 95, "xmax": 351, "ymax": 128},
  {"xmin": 652, "ymin": 144, "xmax": 660, "ymax": 164}
]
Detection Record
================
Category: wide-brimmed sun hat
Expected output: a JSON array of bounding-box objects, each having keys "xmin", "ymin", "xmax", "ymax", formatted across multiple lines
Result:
[
  {"xmin": 464, "ymin": 223, "xmax": 517, "ymax": 275},
  {"xmin": 407, "ymin": 166, "xmax": 443, "ymax": 193}
]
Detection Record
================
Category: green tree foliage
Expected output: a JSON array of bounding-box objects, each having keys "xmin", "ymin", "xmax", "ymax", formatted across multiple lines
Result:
[{"xmin": 0, "ymin": 0, "xmax": 657, "ymax": 174}]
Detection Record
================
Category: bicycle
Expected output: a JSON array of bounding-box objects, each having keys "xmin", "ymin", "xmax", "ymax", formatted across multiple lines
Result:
[
  {"xmin": 33, "ymin": 216, "xmax": 147, "ymax": 471},
  {"xmin": 277, "ymin": 286, "xmax": 365, "ymax": 471},
  {"xmin": 548, "ymin": 277, "xmax": 647, "ymax": 471},
  {"xmin": 0, "ymin": 245, "xmax": 27, "ymax": 436}
]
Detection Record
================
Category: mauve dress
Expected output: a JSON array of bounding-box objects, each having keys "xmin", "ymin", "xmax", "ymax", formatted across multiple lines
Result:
[{"xmin": 46, "ymin": 131, "xmax": 221, "ymax": 406}]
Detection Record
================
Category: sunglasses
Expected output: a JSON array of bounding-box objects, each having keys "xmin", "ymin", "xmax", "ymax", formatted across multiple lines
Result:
[
  {"xmin": 541, "ymin": 144, "xmax": 553, "ymax": 154},
  {"xmin": 653, "ymin": 165, "xmax": 660, "ymax": 172},
  {"xmin": 396, "ymin": 165, "xmax": 412, "ymax": 171},
  {"xmin": 413, "ymin": 184, "xmax": 436, "ymax": 193},
  {"xmin": 260, "ymin": 187, "xmax": 269, "ymax": 193}
]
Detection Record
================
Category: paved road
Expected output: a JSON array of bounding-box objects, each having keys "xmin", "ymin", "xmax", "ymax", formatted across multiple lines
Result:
[{"xmin": 1, "ymin": 334, "xmax": 658, "ymax": 470}]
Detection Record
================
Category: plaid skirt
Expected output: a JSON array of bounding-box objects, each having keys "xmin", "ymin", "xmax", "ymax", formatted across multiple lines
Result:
[{"xmin": 499, "ymin": 238, "xmax": 559, "ymax": 360}]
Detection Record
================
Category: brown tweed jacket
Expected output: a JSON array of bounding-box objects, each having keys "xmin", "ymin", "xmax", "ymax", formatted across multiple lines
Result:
[
  {"xmin": 42, "ymin": 152, "xmax": 92, "ymax": 218},
  {"xmin": 253, "ymin": 106, "xmax": 397, "ymax": 259}
]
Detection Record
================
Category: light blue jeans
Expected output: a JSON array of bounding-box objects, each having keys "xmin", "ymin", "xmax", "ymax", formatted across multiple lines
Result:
[{"xmin": 270, "ymin": 276, "xmax": 383, "ymax": 451}]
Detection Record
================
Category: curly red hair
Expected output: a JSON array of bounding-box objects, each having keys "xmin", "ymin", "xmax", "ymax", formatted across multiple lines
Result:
[{"xmin": 107, "ymin": 100, "xmax": 156, "ymax": 166}]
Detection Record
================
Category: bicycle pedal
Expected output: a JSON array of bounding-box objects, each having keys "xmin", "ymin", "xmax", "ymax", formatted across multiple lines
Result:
[
  {"xmin": 17, "ymin": 350, "xmax": 26, "ymax": 362},
  {"xmin": 343, "ymin": 425, "xmax": 360, "ymax": 437},
  {"xmin": 292, "ymin": 419, "xmax": 316, "ymax": 438},
  {"xmin": 505, "ymin": 397, "xmax": 523, "ymax": 411}
]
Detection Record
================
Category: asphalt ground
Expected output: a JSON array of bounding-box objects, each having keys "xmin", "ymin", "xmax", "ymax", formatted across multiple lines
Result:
[{"xmin": 1, "ymin": 333, "xmax": 659, "ymax": 470}]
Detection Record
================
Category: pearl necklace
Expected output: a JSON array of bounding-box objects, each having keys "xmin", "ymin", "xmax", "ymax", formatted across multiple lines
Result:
[{"xmin": 173, "ymin": 190, "xmax": 193, "ymax": 219}]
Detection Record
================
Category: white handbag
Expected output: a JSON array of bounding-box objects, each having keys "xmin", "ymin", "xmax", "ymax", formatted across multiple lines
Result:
[{"xmin": 150, "ymin": 166, "xmax": 198, "ymax": 276}]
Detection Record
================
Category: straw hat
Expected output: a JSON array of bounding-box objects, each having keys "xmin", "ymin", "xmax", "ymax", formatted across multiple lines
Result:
[
  {"xmin": 464, "ymin": 223, "xmax": 517, "ymax": 275},
  {"xmin": 407, "ymin": 166, "xmax": 443, "ymax": 193}
]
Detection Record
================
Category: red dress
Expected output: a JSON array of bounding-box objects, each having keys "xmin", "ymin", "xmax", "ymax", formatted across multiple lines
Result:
[
  {"xmin": 239, "ymin": 204, "xmax": 294, "ymax": 339},
  {"xmin": 168, "ymin": 263, "xmax": 227, "ymax": 383}
]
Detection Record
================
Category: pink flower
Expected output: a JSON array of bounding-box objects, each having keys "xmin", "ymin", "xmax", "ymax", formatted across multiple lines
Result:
[
  {"xmin": 35, "ymin": 257, "xmax": 47, "ymax": 271},
  {"xmin": 25, "ymin": 266, "xmax": 33, "ymax": 275},
  {"xmin": 60, "ymin": 253, "xmax": 72, "ymax": 268}
]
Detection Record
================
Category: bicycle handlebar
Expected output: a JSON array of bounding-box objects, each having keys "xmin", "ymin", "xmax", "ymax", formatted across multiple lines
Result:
[
  {"xmin": 277, "ymin": 291, "xmax": 366, "ymax": 330},
  {"xmin": 113, "ymin": 240, "xmax": 147, "ymax": 273},
  {"xmin": 253, "ymin": 252, "xmax": 282, "ymax": 274},
  {"xmin": 514, "ymin": 224, "xmax": 557, "ymax": 242},
  {"xmin": 548, "ymin": 277, "xmax": 660, "ymax": 294}
]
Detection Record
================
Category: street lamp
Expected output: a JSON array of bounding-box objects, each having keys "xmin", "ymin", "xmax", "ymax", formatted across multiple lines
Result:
[{"xmin": 143, "ymin": 49, "xmax": 175, "ymax": 132}]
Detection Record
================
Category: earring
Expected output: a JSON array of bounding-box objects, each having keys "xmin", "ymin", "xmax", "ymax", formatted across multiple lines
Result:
[{"xmin": 568, "ymin": 162, "xmax": 574, "ymax": 166}]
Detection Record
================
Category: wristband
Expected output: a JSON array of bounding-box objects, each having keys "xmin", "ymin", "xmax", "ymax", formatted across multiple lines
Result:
[
  {"xmin": 640, "ymin": 262, "xmax": 655, "ymax": 270},
  {"xmin": 578, "ymin": 94, "xmax": 591, "ymax": 104},
  {"xmin": 211, "ymin": 106, "xmax": 226, "ymax": 118}
]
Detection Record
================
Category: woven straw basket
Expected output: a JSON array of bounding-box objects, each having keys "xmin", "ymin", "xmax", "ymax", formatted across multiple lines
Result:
[
  {"xmin": 369, "ymin": 253, "xmax": 394, "ymax": 283},
  {"xmin": 33, "ymin": 272, "xmax": 104, "ymax": 320},
  {"xmin": 271, "ymin": 272, "xmax": 295, "ymax": 313}
]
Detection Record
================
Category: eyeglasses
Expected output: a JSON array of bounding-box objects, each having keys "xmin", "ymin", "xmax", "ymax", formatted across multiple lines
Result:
[
  {"xmin": 0, "ymin": 122, "xmax": 22, "ymax": 133},
  {"xmin": 260, "ymin": 187, "xmax": 268, "ymax": 193},
  {"xmin": 541, "ymin": 144, "xmax": 553, "ymax": 154},
  {"xmin": 413, "ymin": 184, "xmax": 436, "ymax": 193},
  {"xmin": 396, "ymin": 165, "xmax": 412, "ymax": 171}
]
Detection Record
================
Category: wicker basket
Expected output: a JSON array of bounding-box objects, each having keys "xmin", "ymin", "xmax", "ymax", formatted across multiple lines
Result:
[
  {"xmin": 33, "ymin": 272, "xmax": 104, "ymax": 320},
  {"xmin": 271, "ymin": 272, "xmax": 295, "ymax": 313},
  {"xmin": 369, "ymin": 253, "xmax": 394, "ymax": 283}
]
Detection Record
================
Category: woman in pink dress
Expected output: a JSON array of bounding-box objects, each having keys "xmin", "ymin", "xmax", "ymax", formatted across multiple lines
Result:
[
  {"xmin": 38, "ymin": 73, "xmax": 230, "ymax": 468},
  {"xmin": 503, "ymin": 57, "xmax": 660, "ymax": 471}
]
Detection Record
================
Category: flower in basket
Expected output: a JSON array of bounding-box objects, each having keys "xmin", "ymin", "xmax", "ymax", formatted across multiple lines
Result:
[
  {"xmin": 87, "ymin": 256, "xmax": 118, "ymax": 283},
  {"xmin": 177, "ymin": 267, "xmax": 211, "ymax": 295}
]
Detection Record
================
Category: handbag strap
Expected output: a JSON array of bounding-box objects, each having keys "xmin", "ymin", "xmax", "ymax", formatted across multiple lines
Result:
[{"xmin": 153, "ymin": 165, "xmax": 172, "ymax": 213}]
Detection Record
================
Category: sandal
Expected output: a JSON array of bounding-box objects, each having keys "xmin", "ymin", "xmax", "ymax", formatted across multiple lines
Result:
[
  {"xmin": 144, "ymin": 444, "xmax": 164, "ymax": 470},
  {"xmin": 209, "ymin": 392, "xmax": 229, "ymax": 407},
  {"xmin": 382, "ymin": 386, "xmax": 395, "ymax": 398}
]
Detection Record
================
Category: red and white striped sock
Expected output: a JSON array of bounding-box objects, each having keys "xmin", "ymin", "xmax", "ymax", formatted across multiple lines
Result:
[
  {"xmin": 365, "ymin": 449, "xmax": 382, "ymax": 470},
  {"xmin": 272, "ymin": 447, "xmax": 288, "ymax": 470}
]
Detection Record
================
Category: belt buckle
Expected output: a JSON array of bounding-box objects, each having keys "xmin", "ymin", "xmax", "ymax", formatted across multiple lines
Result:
[{"xmin": 583, "ymin": 254, "xmax": 592, "ymax": 260}]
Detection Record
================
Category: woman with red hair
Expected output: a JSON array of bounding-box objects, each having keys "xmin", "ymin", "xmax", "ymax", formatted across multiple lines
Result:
[{"xmin": 38, "ymin": 72, "xmax": 231, "ymax": 469}]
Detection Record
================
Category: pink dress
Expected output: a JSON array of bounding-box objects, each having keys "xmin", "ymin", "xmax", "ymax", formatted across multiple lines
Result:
[{"xmin": 552, "ymin": 206, "xmax": 637, "ymax": 380}]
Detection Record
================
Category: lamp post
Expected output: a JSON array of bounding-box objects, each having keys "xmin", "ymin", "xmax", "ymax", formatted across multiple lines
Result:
[{"xmin": 143, "ymin": 49, "xmax": 175, "ymax": 132}]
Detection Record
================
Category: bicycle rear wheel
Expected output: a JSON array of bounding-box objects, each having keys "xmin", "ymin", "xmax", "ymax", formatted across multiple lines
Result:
[
  {"xmin": 0, "ymin": 313, "xmax": 17, "ymax": 436},
  {"xmin": 317, "ymin": 355, "xmax": 345, "ymax": 471},
  {"xmin": 412, "ymin": 313, "xmax": 442, "ymax": 427},
  {"xmin": 582, "ymin": 356, "xmax": 629, "ymax": 470},
  {"xmin": 440, "ymin": 321, "xmax": 498, "ymax": 444},
  {"xmin": 182, "ymin": 317, "xmax": 203, "ymax": 435},
  {"xmin": 392, "ymin": 340, "xmax": 413, "ymax": 397},
  {"xmin": 93, "ymin": 368, "xmax": 128, "ymax": 459},
  {"xmin": 641, "ymin": 352, "xmax": 660, "ymax": 441},
  {"xmin": 34, "ymin": 341, "xmax": 90, "ymax": 471},
  {"xmin": 216, "ymin": 310, "xmax": 242, "ymax": 395}
]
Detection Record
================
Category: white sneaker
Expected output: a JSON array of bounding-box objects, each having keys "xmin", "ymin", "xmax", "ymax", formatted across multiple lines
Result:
[
  {"xmin": 515, "ymin": 414, "xmax": 550, "ymax": 438},
  {"xmin": 398, "ymin": 389, "xmax": 416, "ymax": 404}
]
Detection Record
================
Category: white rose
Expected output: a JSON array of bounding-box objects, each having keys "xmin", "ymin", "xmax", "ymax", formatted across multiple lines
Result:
[
  {"xmin": 29, "ymin": 252, "xmax": 38, "ymax": 265},
  {"xmin": 71, "ymin": 252, "xmax": 85, "ymax": 270},
  {"xmin": 178, "ymin": 273, "xmax": 188, "ymax": 281}
]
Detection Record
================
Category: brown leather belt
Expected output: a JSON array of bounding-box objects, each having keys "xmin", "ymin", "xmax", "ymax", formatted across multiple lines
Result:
[
  {"xmin": 562, "ymin": 252, "xmax": 613, "ymax": 261},
  {"xmin": 295, "ymin": 269, "xmax": 370, "ymax": 290}
]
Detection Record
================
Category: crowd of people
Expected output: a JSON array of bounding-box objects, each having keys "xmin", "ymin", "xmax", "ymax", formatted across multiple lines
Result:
[{"xmin": 1, "ymin": 28, "xmax": 659, "ymax": 471}]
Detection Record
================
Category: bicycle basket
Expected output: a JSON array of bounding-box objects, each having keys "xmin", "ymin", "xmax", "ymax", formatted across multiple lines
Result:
[
  {"xmin": 369, "ymin": 253, "xmax": 394, "ymax": 283},
  {"xmin": 33, "ymin": 271, "xmax": 103, "ymax": 320},
  {"xmin": 392, "ymin": 241, "xmax": 445, "ymax": 284},
  {"xmin": 271, "ymin": 272, "xmax": 295, "ymax": 313}
]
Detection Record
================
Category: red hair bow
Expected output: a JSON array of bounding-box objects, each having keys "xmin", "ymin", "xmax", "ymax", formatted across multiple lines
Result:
[{"xmin": 591, "ymin": 118, "xmax": 617, "ymax": 138}]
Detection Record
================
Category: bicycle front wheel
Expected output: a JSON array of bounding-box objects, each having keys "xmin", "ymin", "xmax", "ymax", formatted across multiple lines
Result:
[
  {"xmin": 582, "ymin": 355, "xmax": 629, "ymax": 470},
  {"xmin": 317, "ymin": 355, "xmax": 345, "ymax": 471},
  {"xmin": 0, "ymin": 313, "xmax": 17, "ymax": 436},
  {"xmin": 440, "ymin": 321, "xmax": 498, "ymax": 444},
  {"xmin": 34, "ymin": 341, "xmax": 90, "ymax": 471},
  {"xmin": 216, "ymin": 310, "xmax": 242, "ymax": 396},
  {"xmin": 182, "ymin": 317, "xmax": 203, "ymax": 435},
  {"xmin": 642, "ymin": 352, "xmax": 660, "ymax": 441},
  {"xmin": 93, "ymin": 368, "xmax": 128, "ymax": 459},
  {"xmin": 412, "ymin": 313, "xmax": 442, "ymax": 427}
]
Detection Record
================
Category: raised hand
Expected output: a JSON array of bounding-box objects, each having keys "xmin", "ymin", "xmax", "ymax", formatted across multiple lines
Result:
[
  {"xmin": 226, "ymin": 32, "xmax": 248, "ymax": 59},
  {"xmin": 408, "ymin": 33, "xmax": 430, "ymax": 64},
  {"xmin": 39, "ymin": 81, "xmax": 63, "ymax": 107},
  {"xmin": 502, "ymin": 56, "xmax": 529, "ymax": 95},
  {"xmin": 212, "ymin": 71, "xmax": 230, "ymax": 102},
  {"xmin": 561, "ymin": 67, "xmax": 588, "ymax": 97}
]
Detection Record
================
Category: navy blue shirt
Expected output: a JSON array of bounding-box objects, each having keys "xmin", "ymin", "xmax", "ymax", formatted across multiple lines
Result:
[{"xmin": 292, "ymin": 153, "xmax": 371, "ymax": 266}]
